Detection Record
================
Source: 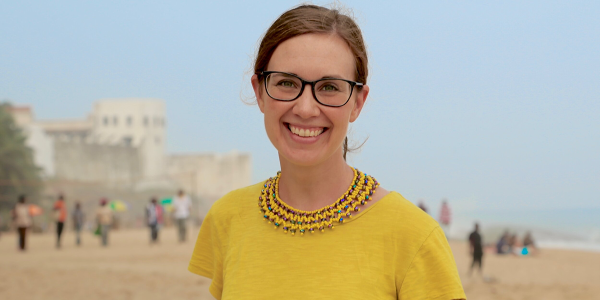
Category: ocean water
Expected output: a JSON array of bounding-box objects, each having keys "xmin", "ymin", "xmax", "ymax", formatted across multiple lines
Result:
[{"xmin": 449, "ymin": 207, "xmax": 600, "ymax": 252}]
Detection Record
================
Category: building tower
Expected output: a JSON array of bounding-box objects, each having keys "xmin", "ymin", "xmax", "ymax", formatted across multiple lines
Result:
[{"xmin": 91, "ymin": 98, "xmax": 166, "ymax": 180}]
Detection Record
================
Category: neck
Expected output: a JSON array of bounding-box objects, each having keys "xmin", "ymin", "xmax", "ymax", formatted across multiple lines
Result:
[{"xmin": 277, "ymin": 149, "xmax": 354, "ymax": 211}]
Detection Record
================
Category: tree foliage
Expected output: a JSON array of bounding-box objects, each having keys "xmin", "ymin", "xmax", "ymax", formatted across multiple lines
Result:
[{"xmin": 0, "ymin": 102, "xmax": 43, "ymax": 210}]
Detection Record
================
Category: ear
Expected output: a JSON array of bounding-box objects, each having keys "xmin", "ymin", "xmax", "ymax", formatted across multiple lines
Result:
[
  {"xmin": 349, "ymin": 85, "xmax": 369, "ymax": 123},
  {"xmin": 251, "ymin": 74, "xmax": 265, "ymax": 113}
]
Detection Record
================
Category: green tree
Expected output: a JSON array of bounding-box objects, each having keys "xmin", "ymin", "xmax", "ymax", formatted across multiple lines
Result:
[{"xmin": 0, "ymin": 102, "xmax": 43, "ymax": 211}]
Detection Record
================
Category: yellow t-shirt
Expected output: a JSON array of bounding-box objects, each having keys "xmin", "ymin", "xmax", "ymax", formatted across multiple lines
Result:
[{"xmin": 189, "ymin": 182, "xmax": 466, "ymax": 300}]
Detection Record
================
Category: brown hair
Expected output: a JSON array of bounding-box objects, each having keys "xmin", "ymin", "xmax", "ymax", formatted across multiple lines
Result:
[{"xmin": 254, "ymin": 4, "xmax": 369, "ymax": 159}]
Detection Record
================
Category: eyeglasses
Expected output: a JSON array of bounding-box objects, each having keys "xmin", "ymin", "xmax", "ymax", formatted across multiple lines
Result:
[{"xmin": 259, "ymin": 71, "xmax": 364, "ymax": 107}]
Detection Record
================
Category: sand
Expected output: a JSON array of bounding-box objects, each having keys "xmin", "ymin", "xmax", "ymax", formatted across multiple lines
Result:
[
  {"xmin": 1, "ymin": 227, "xmax": 599, "ymax": 300},
  {"xmin": 0, "ymin": 227, "xmax": 212, "ymax": 300},
  {"xmin": 452, "ymin": 241, "xmax": 600, "ymax": 300}
]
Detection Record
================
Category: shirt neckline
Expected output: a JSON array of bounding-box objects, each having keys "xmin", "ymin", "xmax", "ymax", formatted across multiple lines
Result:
[{"xmin": 340, "ymin": 191, "xmax": 398, "ymax": 224}]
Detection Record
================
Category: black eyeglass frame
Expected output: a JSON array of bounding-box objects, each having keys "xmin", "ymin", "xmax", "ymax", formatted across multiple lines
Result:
[{"xmin": 259, "ymin": 71, "xmax": 364, "ymax": 107}]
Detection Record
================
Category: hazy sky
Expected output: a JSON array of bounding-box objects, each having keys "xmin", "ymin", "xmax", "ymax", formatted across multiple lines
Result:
[{"xmin": 2, "ymin": 1, "xmax": 599, "ymax": 217}]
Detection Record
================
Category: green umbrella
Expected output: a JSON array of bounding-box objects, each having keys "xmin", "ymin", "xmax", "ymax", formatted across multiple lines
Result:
[
  {"xmin": 110, "ymin": 200, "xmax": 128, "ymax": 212},
  {"xmin": 161, "ymin": 198, "xmax": 174, "ymax": 212}
]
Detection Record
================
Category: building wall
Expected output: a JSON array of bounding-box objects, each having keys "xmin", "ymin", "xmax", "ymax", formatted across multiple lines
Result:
[
  {"xmin": 54, "ymin": 140, "xmax": 142, "ymax": 186},
  {"xmin": 166, "ymin": 151, "xmax": 252, "ymax": 204},
  {"xmin": 37, "ymin": 119, "xmax": 93, "ymax": 142},
  {"xmin": 24, "ymin": 123, "xmax": 55, "ymax": 177},
  {"xmin": 7, "ymin": 106, "xmax": 34, "ymax": 127},
  {"xmin": 10, "ymin": 99, "xmax": 252, "ymax": 196},
  {"xmin": 91, "ymin": 98, "xmax": 166, "ymax": 180}
]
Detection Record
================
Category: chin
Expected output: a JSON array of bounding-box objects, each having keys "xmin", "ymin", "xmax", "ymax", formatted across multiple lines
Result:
[{"xmin": 278, "ymin": 146, "xmax": 340, "ymax": 167}]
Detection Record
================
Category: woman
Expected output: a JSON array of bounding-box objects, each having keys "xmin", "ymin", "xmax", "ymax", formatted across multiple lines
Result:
[{"xmin": 188, "ymin": 4, "xmax": 466, "ymax": 299}]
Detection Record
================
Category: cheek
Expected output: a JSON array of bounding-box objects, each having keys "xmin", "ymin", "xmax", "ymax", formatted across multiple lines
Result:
[
  {"xmin": 327, "ymin": 109, "xmax": 353, "ymax": 131},
  {"xmin": 263, "ymin": 102, "xmax": 285, "ymax": 136}
]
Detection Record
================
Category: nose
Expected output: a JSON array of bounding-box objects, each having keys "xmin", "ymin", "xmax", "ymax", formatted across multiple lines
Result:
[{"xmin": 292, "ymin": 84, "xmax": 320, "ymax": 119}]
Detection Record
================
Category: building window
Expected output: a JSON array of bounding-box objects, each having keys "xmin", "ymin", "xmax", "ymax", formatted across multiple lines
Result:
[
  {"xmin": 103, "ymin": 116, "xmax": 109, "ymax": 126},
  {"xmin": 154, "ymin": 117, "xmax": 159, "ymax": 127},
  {"xmin": 113, "ymin": 116, "xmax": 118, "ymax": 126},
  {"xmin": 144, "ymin": 116, "xmax": 149, "ymax": 127},
  {"xmin": 127, "ymin": 116, "xmax": 132, "ymax": 126}
]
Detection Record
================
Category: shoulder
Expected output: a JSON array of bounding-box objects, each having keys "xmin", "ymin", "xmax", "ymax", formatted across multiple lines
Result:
[
  {"xmin": 376, "ymin": 192, "xmax": 439, "ymax": 229},
  {"xmin": 367, "ymin": 191, "xmax": 441, "ymax": 242}
]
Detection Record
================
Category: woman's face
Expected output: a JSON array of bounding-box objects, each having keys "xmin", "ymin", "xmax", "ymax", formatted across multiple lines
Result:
[{"xmin": 252, "ymin": 33, "xmax": 369, "ymax": 167}]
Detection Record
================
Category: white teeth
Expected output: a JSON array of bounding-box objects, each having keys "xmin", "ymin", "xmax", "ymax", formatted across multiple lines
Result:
[{"xmin": 289, "ymin": 125, "xmax": 324, "ymax": 137}]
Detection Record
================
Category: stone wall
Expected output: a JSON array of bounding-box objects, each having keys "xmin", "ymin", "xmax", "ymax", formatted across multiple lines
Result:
[
  {"xmin": 54, "ymin": 140, "xmax": 142, "ymax": 186},
  {"xmin": 166, "ymin": 151, "xmax": 251, "ymax": 207}
]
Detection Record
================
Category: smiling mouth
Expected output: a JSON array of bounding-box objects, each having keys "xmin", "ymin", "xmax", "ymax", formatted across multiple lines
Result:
[{"xmin": 286, "ymin": 123, "xmax": 328, "ymax": 137}]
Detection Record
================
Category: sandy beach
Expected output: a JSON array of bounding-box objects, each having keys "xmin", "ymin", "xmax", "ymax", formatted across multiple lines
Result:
[{"xmin": 1, "ymin": 227, "xmax": 599, "ymax": 300}]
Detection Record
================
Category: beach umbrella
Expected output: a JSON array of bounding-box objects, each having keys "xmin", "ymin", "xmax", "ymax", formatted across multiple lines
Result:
[
  {"xmin": 109, "ymin": 200, "xmax": 128, "ymax": 212},
  {"xmin": 160, "ymin": 198, "xmax": 173, "ymax": 212},
  {"xmin": 28, "ymin": 204, "xmax": 43, "ymax": 216}
]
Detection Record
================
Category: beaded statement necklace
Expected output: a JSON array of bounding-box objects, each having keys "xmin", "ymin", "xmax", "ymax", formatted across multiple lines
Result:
[{"xmin": 258, "ymin": 167, "xmax": 379, "ymax": 236}]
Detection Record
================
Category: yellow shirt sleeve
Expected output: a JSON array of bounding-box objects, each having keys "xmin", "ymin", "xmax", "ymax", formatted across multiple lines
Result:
[
  {"xmin": 398, "ymin": 226, "xmax": 466, "ymax": 300},
  {"xmin": 188, "ymin": 209, "xmax": 225, "ymax": 299}
]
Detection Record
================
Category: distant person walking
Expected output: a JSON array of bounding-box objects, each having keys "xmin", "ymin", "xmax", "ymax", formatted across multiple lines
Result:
[
  {"xmin": 173, "ymin": 190, "xmax": 192, "ymax": 242},
  {"xmin": 468, "ymin": 223, "xmax": 484, "ymax": 276},
  {"xmin": 146, "ymin": 197, "xmax": 164, "ymax": 244},
  {"xmin": 12, "ymin": 195, "xmax": 32, "ymax": 251},
  {"xmin": 95, "ymin": 198, "xmax": 113, "ymax": 247},
  {"xmin": 53, "ymin": 195, "xmax": 67, "ymax": 249},
  {"xmin": 72, "ymin": 202, "xmax": 85, "ymax": 246},
  {"xmin": 439, "ymin": 199, "xmax": 452, "ymax": 237}
]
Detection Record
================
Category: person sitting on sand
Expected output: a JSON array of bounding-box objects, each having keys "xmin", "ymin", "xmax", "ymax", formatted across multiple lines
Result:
[
  {"xmin": 522, "ymin": 231, "xmax": 536, "ymax": 255},
  {"xmin": 496, "ymin": 230, "xmax": 510, "ymax": 254},
  {"xmin": 508, "ymin": 233, "xmax": 518, "ymax": 254}
]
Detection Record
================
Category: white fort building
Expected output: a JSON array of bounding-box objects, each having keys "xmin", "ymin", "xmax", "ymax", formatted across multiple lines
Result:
[{"xmin": 9, "ymin": 98, "xmax": 251, "ymax": 200}]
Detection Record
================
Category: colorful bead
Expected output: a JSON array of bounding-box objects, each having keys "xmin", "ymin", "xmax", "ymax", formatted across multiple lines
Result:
[{"xmin": 258, "ymin": 167, "xmax": 379, "ymax": 236}]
